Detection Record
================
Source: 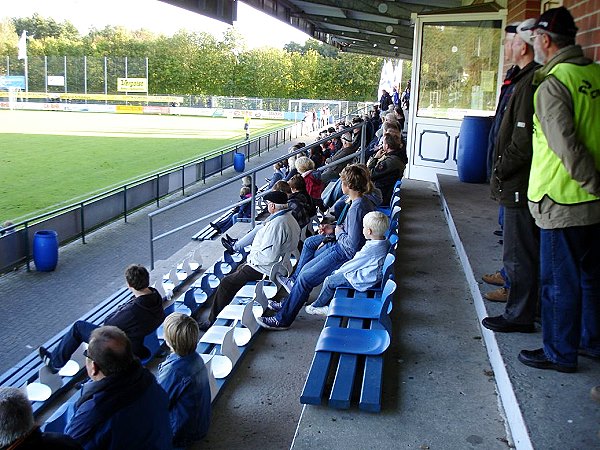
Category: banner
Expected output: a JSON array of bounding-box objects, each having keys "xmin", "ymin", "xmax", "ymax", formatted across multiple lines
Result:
[
  {"xmin": 0, "ymin": 76, "xmax": 26, "ymax": 89},
  {"xmin": 117, "ymin": 78, "xmax": 148, "ymax": 92}
]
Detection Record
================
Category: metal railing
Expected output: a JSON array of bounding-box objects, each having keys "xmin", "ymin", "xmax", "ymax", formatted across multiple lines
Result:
[
  {"xmin": 148, "ymin": 121, "xmax": 369, "ymax": 269},
  {"xmin": 0, "ymin": 121, "xmax": 303, "ymax": 274}
]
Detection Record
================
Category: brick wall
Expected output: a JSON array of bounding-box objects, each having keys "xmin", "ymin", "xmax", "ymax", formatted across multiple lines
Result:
[
  {"xmin": 563, "ymin": 0, "xmax": 600, "ymax": 61},
  {"xmin": 506, "ymin": 0, "xmax": 541, "ymax": 23}
]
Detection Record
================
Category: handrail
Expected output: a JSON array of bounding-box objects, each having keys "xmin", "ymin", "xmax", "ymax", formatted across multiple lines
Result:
[{"xmin": 148, "ymin": 121, "xmax": 368, "ymax": 269}]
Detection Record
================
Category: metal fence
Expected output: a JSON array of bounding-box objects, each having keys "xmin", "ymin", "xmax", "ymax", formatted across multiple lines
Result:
[{"xmin": 0, "ymin": 122, "xmax": 302, "ymax": 274}]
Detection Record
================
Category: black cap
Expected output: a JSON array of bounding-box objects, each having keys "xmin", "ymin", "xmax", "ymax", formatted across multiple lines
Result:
[
  {"xmin": 263, "ymin": 190, "xmax": 288, "ymax": 205},
  {"xmin": 521, "ymin": 6, "xmax": 578, "ymax": 38}
]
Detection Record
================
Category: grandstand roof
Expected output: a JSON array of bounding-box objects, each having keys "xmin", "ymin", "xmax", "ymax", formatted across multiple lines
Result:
[{"xmin": 159, "ymin": 0, "xmax": 504, "ymax": 59}]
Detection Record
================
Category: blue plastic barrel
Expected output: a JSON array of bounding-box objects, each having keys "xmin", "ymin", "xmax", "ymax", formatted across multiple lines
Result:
[
  {"xmin": 33, "ymin": 230, "xmax": 59, "ymax": 272},
  {"xmin": 457, "ymin": 116, "xmax": 494, "ymax": 183},
  {"xmin": 233, "ymin": 152, "xmax": 245, "ymax": 172}
]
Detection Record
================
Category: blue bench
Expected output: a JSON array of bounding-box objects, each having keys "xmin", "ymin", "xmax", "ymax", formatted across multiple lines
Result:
[{"xmin": 300, "ymin": 280, "xmax": 396, "ymax": 412}]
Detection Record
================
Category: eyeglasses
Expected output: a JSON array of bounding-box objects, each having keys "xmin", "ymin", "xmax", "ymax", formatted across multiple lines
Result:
[{"xmin": 83, "ymin": 349, "xmax": 92, "ymax": 360}]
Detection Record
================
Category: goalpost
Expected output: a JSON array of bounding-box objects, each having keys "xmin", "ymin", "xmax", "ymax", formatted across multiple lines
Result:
[{"xmin": 8, "ymin": 87, "xmax": 21, "ymax": 110}]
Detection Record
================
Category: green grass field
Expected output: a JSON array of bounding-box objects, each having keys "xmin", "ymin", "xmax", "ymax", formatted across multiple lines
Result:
[{"xmin": 0, "ymin": 110, "xmax": 288, "ymax": 222}]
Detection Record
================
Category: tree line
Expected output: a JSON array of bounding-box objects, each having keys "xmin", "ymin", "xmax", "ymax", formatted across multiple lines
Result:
[{"xmin": 0, "ymin": 14, "xmax": 383, "ymax": 101}]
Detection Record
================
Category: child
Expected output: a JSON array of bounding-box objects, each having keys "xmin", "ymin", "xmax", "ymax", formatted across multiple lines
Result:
[
  {"xmin": 211, "ymin": 186, "xmax": 252, "ymax": 234},
  {"xmin": 305, "ymin": 211, "xmax": 390, "ymax": 315},
  {"xmin": 158, "ymin": 313, "xmax": 211, "ymax": 449},
  {"xmin": 295, "ymin": 156, "xmax": 325, "ymax": 212}
]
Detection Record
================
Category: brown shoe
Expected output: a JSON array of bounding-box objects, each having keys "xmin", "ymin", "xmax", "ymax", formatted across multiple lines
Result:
[
  {"xmin": 484, "ymin": 287, "xmax": 509, "ymax": 302},
  {"xmin": 482, "ymin": 271, "xmax": 505, "ymax": 286},
  {"xmin": 591, "ymin": 386, "xmax": 600, "ymax": 403}
]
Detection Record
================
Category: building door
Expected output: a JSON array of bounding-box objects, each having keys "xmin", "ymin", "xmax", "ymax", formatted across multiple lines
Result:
[{"xmin": 406, "ymin": 12, "xmax": 504, "ymax": 182}]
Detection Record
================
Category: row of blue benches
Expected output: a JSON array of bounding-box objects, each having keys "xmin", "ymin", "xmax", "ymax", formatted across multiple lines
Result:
[{"xmin": 300, "ymin": 180, "xmax": 402, "ymax": 412}]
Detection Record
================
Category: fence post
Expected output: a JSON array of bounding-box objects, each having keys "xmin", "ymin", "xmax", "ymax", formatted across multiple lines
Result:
[
  {"xmin": 202, "ymin": 158, "xmax": 206, "ymax": 184},
  {"xmin": 123, "ymin": 185, "xmax": 128, "ymax": 223},
  {"xmin": 250, "ymin": 172, "xmax": 257, "ymax": 229},
  {"xmin": 181, "ymin": 165, "xmax": 185, "ymax": 196},
  {"xmin": 156, "ymin": 174, "xmax": 160, "ymax": 207},
  {"xmin": 149, "ymin": 215, "xmax": 155, "ymax": 270},
  {"xmin": 360, "ymin": 121, "xmax": 367, "ymax": 164},
  {"xmin": 80, "ymin": 202, "xmax": 86, "ymax": 244},
  {"xmin": 25, "ymin": 222, "xmax": 31, "ymax": 272}
]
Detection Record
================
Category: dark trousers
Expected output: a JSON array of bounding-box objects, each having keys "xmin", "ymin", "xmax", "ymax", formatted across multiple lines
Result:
[
  {"xmin": 540, "ymin": 224, "xmax": 600, "ymax": 366},
  {"xmin": 208, "ymin": 264, "xmax": 263, "ymax": 323},
  {"xmin": 51, "ymin": 320, "xmax": 99, "ymax": 368},
  {"xmin": 502, "ymin": 207, "xmax": 539, "ymax": 324}
]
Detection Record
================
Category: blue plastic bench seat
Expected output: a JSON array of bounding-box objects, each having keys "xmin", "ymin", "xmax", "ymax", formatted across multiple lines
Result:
[{"xmin": 300, "ymin": 280, "xmax": 396, "ymax": 412}]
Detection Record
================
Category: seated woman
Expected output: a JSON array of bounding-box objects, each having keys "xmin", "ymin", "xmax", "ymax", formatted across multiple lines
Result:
[{"xmin": 258, "ymin": 164, "xmax": 377, "ymax": 330}]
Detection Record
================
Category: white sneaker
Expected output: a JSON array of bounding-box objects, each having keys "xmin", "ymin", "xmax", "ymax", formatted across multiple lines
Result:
[{"xmin": 305, "ymin": 305, "xmax": 329, "ymax": 316}]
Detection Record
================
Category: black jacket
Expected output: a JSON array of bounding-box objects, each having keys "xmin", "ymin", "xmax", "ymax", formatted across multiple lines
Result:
[
  {"xmin": 491, "ymin": 60, "xmax": 540, "ymax": 207},
  {"xmin": 104, "ymin": 288, "xmax": 165, "ymax": 358}
]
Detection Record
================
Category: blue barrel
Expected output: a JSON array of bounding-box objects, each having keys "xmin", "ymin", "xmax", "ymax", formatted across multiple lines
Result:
[
  {"xmin": 233, "ymin": 152, "xmax": 245, "ymax": 172},
  {"xmin": 33, "ymin": 230, "xmax": 59, "ymax": 272},
  {"xmin": 457, "ymin": 116, "xmax": 494, "ymax": 183}
]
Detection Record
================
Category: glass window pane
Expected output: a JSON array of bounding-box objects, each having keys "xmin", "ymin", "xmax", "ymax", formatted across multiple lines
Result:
[{"xmin": 418, "ymin": 20, "xmax": 502, "ymax": 119}]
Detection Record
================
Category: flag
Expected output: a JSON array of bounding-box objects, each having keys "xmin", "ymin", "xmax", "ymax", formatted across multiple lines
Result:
[{"xmin": 18, "ymin": 31, "xmax": 27, "ymax": 60}]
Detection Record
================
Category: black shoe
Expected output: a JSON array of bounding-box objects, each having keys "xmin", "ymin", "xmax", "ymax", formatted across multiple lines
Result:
[
  {"xmin": 482, "ymin": 315, "xmax": 535, "ymax": 333},
  {"xmin": 197, "ymin": 320, "xmax": 212, "ymax": 332},
  {"xmin": 221, "ymin": 237, "xmax": 236, "ymax": 255},
  {"xmin": 518, "ymin": 348, "xmax": 576, "ymax": 373},
  {"xmin": 578, "ymin": 349, "xmax": 600, "ymax": 360},
  {"xmin": 225, "ymin": 234, "xmax": 237, "ymax": 245},
  {"xmin": 38, "ymin": 346, "xmax": 58, "ymax": 374},
  {"xmin": 493, "ymin": 229, "xmax": 503, "ymax": 236}
]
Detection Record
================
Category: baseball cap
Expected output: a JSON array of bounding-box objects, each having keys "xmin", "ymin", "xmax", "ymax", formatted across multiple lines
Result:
[
  {"xmin": 521, "ymin": 6, "xmax": 578, "ymax": 38},
  {"xmin": 516, "ymin": 19, "xmax": 536, "ymax": 45},
  {"xmin": 263, "ymin": 190, "xmax": 288, "ymax": 205}
]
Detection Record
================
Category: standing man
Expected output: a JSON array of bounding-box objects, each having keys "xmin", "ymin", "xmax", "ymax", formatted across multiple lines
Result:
[
  {"xmin": 482, "ymin": 19, "xmax": 540, "ymax": 334},
  {"xmin": 379, "ymin": 89, "xmax": 393, "ymax": 113},
  {"xmin": 518, "ymin": 6, "xmax": 600, "ymax": 373}
]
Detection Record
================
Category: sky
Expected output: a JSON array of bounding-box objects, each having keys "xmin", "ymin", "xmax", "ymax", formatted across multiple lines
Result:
[{"xmin": 1, "ymin": 0, "xmax": 310, "ymax": 49}]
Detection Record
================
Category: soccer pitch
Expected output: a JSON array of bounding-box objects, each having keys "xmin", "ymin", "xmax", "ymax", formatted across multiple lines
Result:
[{"xmin": 0, "ymin": 110, "xmax": 288, "ymax": 222}]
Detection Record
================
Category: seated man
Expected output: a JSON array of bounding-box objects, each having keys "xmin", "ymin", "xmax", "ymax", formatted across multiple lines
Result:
[
  {"xmin": 305, "ymin": 211, "xmax": 390, "ymax": 315},
  {"xmin": 39, "ymin": 264, "xmax": 165, "ymax": 373},
  {"xmin": 367, "ymin": 132, "xmax": 406, "ymax": 204},
  {"xmin": 0, "ymin": 387, "xmax": 82, "ymax": 449},
  {"xmin": 65, "ymin": 326, "xmax": 173, "ymax": 449},
  {"xmin": 198, "ymin": 190, "xmax": 300, "ymax": 331},
  {"xmin": 258, "ymin": 164, "xmax": 376, "ymax": 330}
]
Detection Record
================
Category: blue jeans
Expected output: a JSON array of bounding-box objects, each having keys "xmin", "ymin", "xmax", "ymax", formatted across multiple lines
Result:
[
  {"xmin": 540, "ymin": 224, "xmax": 600, "ymax": 366},
  {"xmin": 311, "ymin": 272, "xmax": 349, "ymax": 307},
  {"xmin": 51, "ymin": 320, "xmax": 99, "ymax": 368},
  {"xmin": 277, "ymin": 244, "xmax": 348, "ymax": 326},
  {"xmin": 291, "ymin": 234, "xmax": 330, "ymax": 280}
]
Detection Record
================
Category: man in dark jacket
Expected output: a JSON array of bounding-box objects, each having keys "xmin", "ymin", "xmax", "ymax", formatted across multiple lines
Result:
[
  {"xmin": 39, "ymin": 264, "xmax": 165, "ymax": 373},
  {"xmin": 65, "ymin": 326, "xmax": 172, "ymax": 449},
  {"xmin": 482, "ymin": 19, "xmax": 540, "ymax": 334},
  {"xmin": 367, "ymin": 133, "xmax": 406, "ymax": 205},
  {"xmin": 379, "ymin": 89, "xmax": 393, "ymax": 112}
]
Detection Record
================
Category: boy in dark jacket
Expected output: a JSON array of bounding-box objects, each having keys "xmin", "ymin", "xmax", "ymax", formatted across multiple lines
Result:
[
  {"xmin": 158, "ymin": 313, "xmax": 211, "ymax": 449},
  {"xmin": 39, "ymin": 264, "xmax": 165, "ymax": 373}
]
